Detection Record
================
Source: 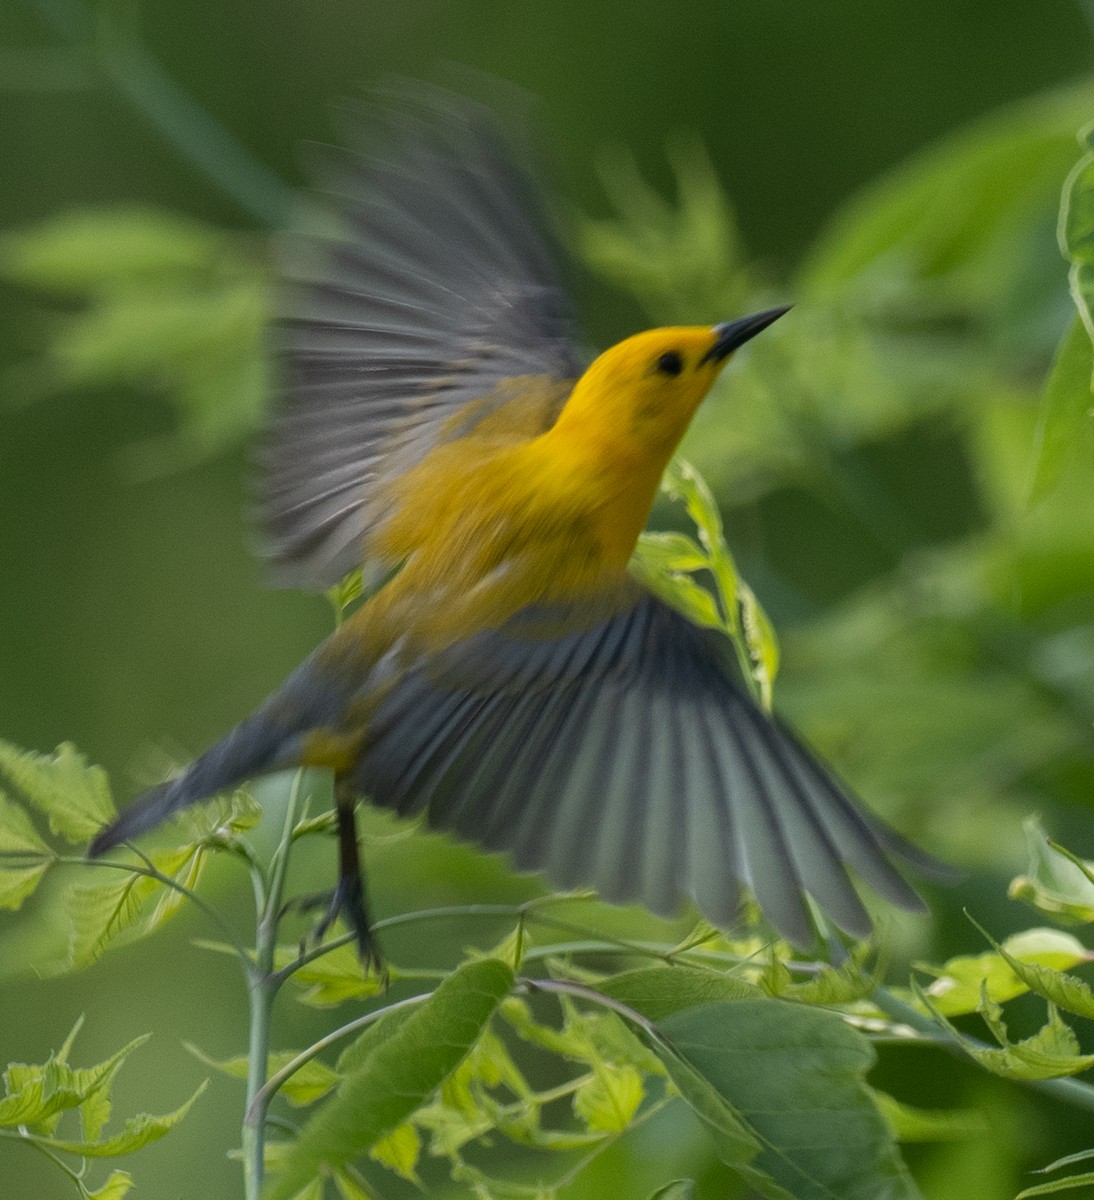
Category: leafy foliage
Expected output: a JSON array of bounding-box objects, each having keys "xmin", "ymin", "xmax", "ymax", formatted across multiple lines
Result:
[{"xmin": 0, "ymin": 1017, "xmax": 204, "ymax": 1199}]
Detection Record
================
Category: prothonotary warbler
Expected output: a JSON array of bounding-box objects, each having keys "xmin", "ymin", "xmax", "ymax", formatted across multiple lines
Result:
[{"xmin": 90, "ymin": 86, "xmax": 942, "ymax": 964}]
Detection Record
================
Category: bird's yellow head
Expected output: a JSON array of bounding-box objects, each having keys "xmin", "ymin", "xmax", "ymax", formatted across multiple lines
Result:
[{"xmin": 555, "ymin": 307, "xmax": 789, "ymax": 458}]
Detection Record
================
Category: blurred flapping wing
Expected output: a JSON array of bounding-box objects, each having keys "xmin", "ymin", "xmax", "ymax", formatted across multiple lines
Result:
[{"xmin": 263, "ymin": 85, "xmax": 582, "ymax": 588}]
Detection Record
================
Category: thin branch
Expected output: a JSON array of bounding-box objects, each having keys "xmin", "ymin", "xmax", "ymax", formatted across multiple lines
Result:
[{"xmin": 245, "ymin": 992, "xmax": 431, "ymax": 1123}]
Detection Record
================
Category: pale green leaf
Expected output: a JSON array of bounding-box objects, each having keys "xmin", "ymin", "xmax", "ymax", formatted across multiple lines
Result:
[
  {"xmin": 974, "ymin": 928, "xmax": 1094, "ymax": 1020},
  {"xmin": 628, "ymin": 550, "xmax": 723, "ymax": 630},
  {"xmin": 0, "ymin": 792, "xmax": 49, "ymax": 853},
  {"xmin": 870, "ymin": 1089, "xmax": 986, "ymax": 1143},
  {"xmin": 331, "ymin": 1168, "xmax": 374, "ymax": 1199},
  {"xmin": 739, "ymin": 584, "xmax": 780, "ymax": 711},
  {"xmin": 0, "ymin": 1061, "xmax": 83, "ymax": 1127},
  {"xmin": 573, "ymin": 1062, "xmax": 644, "ymax": 1133},
  {"xmin": 919, "ymin": 982, "xmax": 1094, "ymax": 1081},
  {"xmin": 86, "ymin": 1170, "xmax": 135, "ymax": 1200},
  {"xmin": 326, "ymin": 569, "xmax": 364, "ymax": 627},
  {"xmin": 368, "ymin": 1120, "xmax": 421, "ymax": 1183},
  {"xmin": 38, "ymin": 1080, "xmax": 206, "ymax": 1156},
  {"xmin": 1017, "ymin": 1171, "xmax": 1094, "ymax": 1198},
  {"xmin": 185, "ymin": 1045, "xmax": 340, "ymax": 1107},
  {"xmin": 916, "ymin": 927, "xmax": 1089, "ymax": 1017},
  {"xmin": 0, "ymin": 207, "xmax": 226, "ymax": 292},
  {"xmin": 632, "ymin": 530, "xmax": 711, "ymax": 574},
  {"xmin": 269, "ymin": 960, "xmax": 513, "ymax": 1200},
  {"xmin": 278, "ymin": 941, "xmax": 385, "ymax": 1007},
  {"xmin": 582, "ymin": 1010, "xmax": 665, "ymax": 1076},
  {"xmin": 500, "ymin": 995, "xmax": 604, "ymax": 1060},
  {"xmin": 1009, "ymin": 818, "xmax": 1094, "ymax": 924},
  {"xmin": 61, "ymin": 845, "xmax": 205, "ymax": 968},
  {"xmin": 762, "ymin": 949, "xmax": 876, "ymax": 1005},
  {"xmin": 1035, "ymin": 1149, "xmax": 1094, "ymax": 1175},
  {"xmin": 803, "ymin": 81, "xmax": 1094, "ymax": 290},
  {"xmin": 1028, "ymin": 318, "xmax": 1094, "ymax": 505},
  {"xmin": 0, "ymin": 741, "xmax": 114, "ymax": 841},
  {"xmin": 0, "ymin": 861, "xmax": 50, "ymax": 910}
]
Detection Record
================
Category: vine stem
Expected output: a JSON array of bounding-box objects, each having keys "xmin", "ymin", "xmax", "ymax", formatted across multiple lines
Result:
[{"xmin": 241, "ymin": 770, "xmax": 306, "ymax": 1200}]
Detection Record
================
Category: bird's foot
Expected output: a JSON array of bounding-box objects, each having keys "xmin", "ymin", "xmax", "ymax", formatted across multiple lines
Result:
[{"xmin": 285, "ymin": 880, "xmax": 386, "ymax": 981}]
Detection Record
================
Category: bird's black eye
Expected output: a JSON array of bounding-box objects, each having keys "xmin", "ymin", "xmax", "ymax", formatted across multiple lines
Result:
[{"xmin": 655, "ymin": 351, "xmax": 683, "ymax": 377}]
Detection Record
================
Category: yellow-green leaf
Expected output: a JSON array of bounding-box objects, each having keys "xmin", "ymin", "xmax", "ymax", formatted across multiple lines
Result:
[
  {"xmin": 0, "ymin": 741, "xmax": 114, "ymax": 842},
  {"xmin": 573, "ymin": 1062, "xmax": 644, "ymax": 1133}
]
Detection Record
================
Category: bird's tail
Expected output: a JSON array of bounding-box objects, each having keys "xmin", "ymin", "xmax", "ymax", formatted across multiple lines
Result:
[{"xmin": 89, "ymin": 706, "xmax": 294, "ymax": 857}]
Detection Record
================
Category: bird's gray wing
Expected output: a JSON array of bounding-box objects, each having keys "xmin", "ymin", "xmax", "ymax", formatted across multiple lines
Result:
[
  {"xmin": 262, "ymin": 83, "xmax": 582, "ymax": 589},
  {"xmin": 358, "ymin": 590, "xmax": 940, "ymax": 946}
]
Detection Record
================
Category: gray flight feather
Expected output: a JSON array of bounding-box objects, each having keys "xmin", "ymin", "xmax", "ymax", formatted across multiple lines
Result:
[{"xmin": 262, "ymin": 84, "xmax": 582, "ymax": 589}]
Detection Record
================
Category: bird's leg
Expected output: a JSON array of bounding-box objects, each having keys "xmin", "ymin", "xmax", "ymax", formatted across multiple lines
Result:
[{"xmin": 309, "ymin": 780, "xmax": 384, "ymax": 972}]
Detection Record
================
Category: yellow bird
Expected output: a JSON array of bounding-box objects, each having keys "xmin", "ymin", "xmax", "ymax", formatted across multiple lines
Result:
[{"xmin": 90, "ymin": 87, "xmax": 937, "ymax": 961}]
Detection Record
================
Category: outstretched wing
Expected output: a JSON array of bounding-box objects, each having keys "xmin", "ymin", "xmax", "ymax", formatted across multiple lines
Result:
[
  {"xmin": 263, "ymin": 84, "xmax": 582, "ymax": 588},
  {"xmin": 358, "ymin": 590, "xmax": 937, "ymax": 946}
]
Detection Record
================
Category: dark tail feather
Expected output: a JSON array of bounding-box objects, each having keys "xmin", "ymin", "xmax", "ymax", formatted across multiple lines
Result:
[{"xmin": 89, "ymin": 710, "xmax": 293, "ymax": 857}]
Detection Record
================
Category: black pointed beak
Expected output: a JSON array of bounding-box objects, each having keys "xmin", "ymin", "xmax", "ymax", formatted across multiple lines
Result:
[{"xmin": 701, "ymin": 304, "xmax": 791, "ymax": 365}]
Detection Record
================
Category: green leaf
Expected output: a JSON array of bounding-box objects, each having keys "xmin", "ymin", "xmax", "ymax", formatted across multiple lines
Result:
[
  {"xmin": 500, "ymin": 995, "xmax": 603, "ymax": 1060},
  {"xmin": 36, "ymin": 1081, "xmax": 206, "ymax": 1156},
  {"xmin": 185, "ymin": 1045, "xmax": 340, "ymax": 1107},
  {"xmin": 1017, "ymin": 1171, "xmax": 1094, "ymax": 1198},
  {"xmin": 761, "ymin": 948, "xmax": 875, "ymax": 1005},
  {"xmin": 331, "ymin": 1169, "xmax": 374, "ymax": 1200},
  {"xmin": 61, "ymin": 845, "xmax": 206, "ymax": 967},
  {"xmin": 599, "ymin": 965, "xmax": 761, "ymax": 1021},
  {"xmin": 86, "ymin": 1171, "xmax": 135, "ymax": 1200},
  {"xmin": 1009, "ymin": 818, "xmax": 1094, "ymax": 924},
  {"xmin": 0, "ymin": 207, "xmax": 227, "ymax": 292},
  {"xmin": 870, "ymin": 1089, "xmax": 986, "ymax": 1143},
  {"xmin": 278, "ymin": 941, "xmax": 386, "ymax": 1007},
  {"xmin": 1035, "ymin": 1149, "xmax": 1094, "ymax": 1175},
  {"xmin": 368, "ymin": 1120, "xmax": 421, "ymax": 1183},
  {"xmin": 572, "ymin": 1062, "xmax": 644, "ymax": 1133},
  {"xmin": 803, "ymin": 81, "xmax": 1094, "ymax": 290},
  {"xmin": 656, "ymin": 999, "xmax": 921, "ymax": 1200},
  {"xmin": 1061, "ymin": 148, "xmax": 1094, "ymax": 342},
  {"xmin": 968, "ymin": 926, "xmax": 1094, "ymax": 1020},
  {"xmin": 661, "ymin": 459, "xmax": 739, "ymax": 626},
  {"xmin": 326, "ymin": 569, "xmax": 364, "ymax": 627},
  {"xmin": 919, "ymin": 982, "xmax": 1094, "ymax": 1081},
  {"xmin": 334, "ymin": 1004, "xmax": 419, "ymax": 1075},
  {"xmin": 0, "ymin": 859, "xmax": 50, "ymax": 910},
  {"xmin": 1028, "ymin": 318, "xmax": 1094, "ymax": 505},
  {"xmin": 578, "ymin": 137, "xmax": 749, "ymax": 325},
  {"xmin": 916, "ymin": 927, "xmax": 1089, "ymax": 1017},
  {"xmin": 0, "ymin": 792, "xmax": 49, "ymax": 854},
  {"xmin": 739, "ymin": 584, "xmax": 780, "ymax": 711},
  {"xmin": 0, "ymin": 1060, "xmax": 84, "ymax": 1127},
  {"xmin": 0, "ymin": 741, "xmax": 115, "ymax": 842},
  {"xmin": 268, "ymin": 959, "xmax": 514, "ymax": 1200}
]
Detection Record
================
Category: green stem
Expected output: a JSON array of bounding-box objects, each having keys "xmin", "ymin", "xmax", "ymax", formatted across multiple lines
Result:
[
  {"xmin": 241, "ymin": 770, "xmax": 306, "ymax": 1200},
  {"xmin": 517, "ymin": 977, "xmax": 659, "ymax": 1039},
  {"xmin": 10, "ymin": 1130, "xmax": 85, "ymax": 1186},
  {"xmin": 246, "ymin": 992, "xmax": 431, "ymax": 1122}
]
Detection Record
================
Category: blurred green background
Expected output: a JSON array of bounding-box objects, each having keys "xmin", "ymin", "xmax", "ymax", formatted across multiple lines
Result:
[{"xmin": 2, "ymin": 1, "xmax": 1094, "ymax": 1197}]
